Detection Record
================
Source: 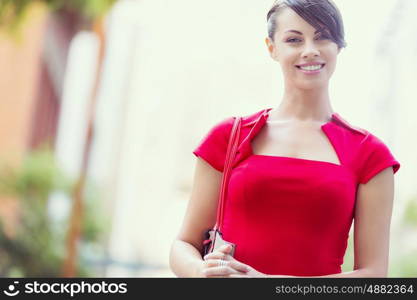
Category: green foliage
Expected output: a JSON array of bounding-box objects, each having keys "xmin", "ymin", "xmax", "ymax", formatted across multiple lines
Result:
[
  {"xmin": 0, "ymin": 0, "xmax": 118, "ymax": 34},
  {"xmin": 0, "ymin": 147, "xmax": 107, "ymax": 277},
  {"xmin": 0, "ymin": 148, "xmax": 70, "ymax": 199},
  {"xmin": 389, "ymin": 252, "xmax": 417, "ymax": 277},
  {"xmin": 60, "ymin": 0, "xmax": 119, "ymax": 19},
  {"xmin": 81, "ymin": 181, "xmax": 110, "ymax": 243},
  {"xmin": 0, "ymin": 0, "xmax": 32, "ymax": 35},
  {"xmin": 403, "ymin": 197, "xmax": 417, "ymax": 226}
]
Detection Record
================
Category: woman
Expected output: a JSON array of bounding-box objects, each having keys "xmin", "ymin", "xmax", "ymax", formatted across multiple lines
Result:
[{"xmin": 169, "ymin": 0, "xmax": 401, "ymax": 278}]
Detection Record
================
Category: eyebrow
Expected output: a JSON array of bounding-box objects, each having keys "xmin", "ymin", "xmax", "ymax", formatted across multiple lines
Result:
[{"xmin": 284, "ymin": 29, "xmax": 321, "ymax": 35}]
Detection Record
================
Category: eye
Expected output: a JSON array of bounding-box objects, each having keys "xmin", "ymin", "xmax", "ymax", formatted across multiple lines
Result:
[{"xmin": 286, "ymin": 38, "xmax": 301, "ymax": 43}]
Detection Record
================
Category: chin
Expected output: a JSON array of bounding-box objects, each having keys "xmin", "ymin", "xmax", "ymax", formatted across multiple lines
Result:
[{"xmin": 296, "ymin": 81, "xmax": 327, "ymax": 90}]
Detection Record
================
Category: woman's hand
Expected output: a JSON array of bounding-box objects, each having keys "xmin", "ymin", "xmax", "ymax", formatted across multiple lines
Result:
[
  {"xmin": 199, "ymin": 244, "xmax": 249, "ymax": 277},
  {"xmin": 201, "ymin": 244, "xmax": 268, "ymax": 278}
]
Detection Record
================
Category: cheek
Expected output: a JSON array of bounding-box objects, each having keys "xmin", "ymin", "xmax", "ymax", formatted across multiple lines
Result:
[
  {"xmin": 326, "ymin": 57, "xmax": 337, "ymax": 71},
  {"xmin": 280, "ymin": 62, "xmax": 297, "ymax": 75},
  {"xmin": 278, "ymin": 53, "xmax": 297, "ymax": 69}
]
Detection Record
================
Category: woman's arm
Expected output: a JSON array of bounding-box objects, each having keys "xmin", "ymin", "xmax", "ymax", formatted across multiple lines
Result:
[
  {"xmin": 350, "ymin": 166, "xmax": 394, "ymax": 277},
  {"xmin": 169, "ymin": 157, "xmax": 222, "ymax": 277}
]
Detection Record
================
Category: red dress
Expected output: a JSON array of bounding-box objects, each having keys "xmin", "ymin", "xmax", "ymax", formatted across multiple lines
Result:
[{"xmin": 193, "ymin": 108, "xmax": 400, "ymax": 276}]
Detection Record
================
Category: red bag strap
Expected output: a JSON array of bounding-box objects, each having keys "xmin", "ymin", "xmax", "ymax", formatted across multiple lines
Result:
[{"xmin": 214, "ymin": 116, "xmax": 242, "ymax": 231}]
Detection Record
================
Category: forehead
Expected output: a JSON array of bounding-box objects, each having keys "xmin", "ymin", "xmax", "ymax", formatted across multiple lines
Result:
[{"xmin": 275, "ymin": 7, "xmax": 317, "ymax": 35}]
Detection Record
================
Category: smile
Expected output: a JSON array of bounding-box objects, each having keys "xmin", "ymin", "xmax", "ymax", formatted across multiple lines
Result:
[{"xmin": 295, "ymin": 64, "xmax": 325, "ymax": 74}]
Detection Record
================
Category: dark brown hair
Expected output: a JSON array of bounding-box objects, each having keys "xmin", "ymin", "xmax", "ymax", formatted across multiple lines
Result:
[{"xmin": 267, "ymin": 0, "xmax": 347, "ymax": 49}]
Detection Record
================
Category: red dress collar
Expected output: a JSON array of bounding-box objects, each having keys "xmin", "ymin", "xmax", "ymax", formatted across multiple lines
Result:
[
  {"xmin": 241, "ymin": 108, "xmax": 365, "ymax": 135},
  {"xmin": 233, "ymin": 108, "xmax": 366, "ymax": 168}
]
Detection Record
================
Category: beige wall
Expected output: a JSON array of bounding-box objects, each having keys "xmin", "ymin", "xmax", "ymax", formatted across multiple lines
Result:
[{"xmin": 0, "ymin": 4, "xmax": 47, "ymax": 164}]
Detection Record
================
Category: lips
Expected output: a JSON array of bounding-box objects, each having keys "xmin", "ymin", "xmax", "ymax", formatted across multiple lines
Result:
[
  {"xmin": 295, "ymin": 63, "xmax": 325, "ymax": 74},
  {"xmin": 296, "ymin": 62, "xmax": 326, "ymax": 68},
  {"xmin": 295, "ymin": 64, "xmax": 326, "ymax": 71}
]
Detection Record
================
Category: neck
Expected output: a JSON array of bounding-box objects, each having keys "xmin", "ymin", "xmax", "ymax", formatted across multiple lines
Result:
[{"xmin": 270, "ymin": 86, "xmax": 334, "ymax": 123}]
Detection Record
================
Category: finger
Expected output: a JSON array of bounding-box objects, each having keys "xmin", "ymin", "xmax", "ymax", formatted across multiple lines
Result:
[
  {"xmin": 228, "ymin": 274, "xmax": 250, "ymax": 278},
  {"xmin": 203, "ymin": 251, "xmax": 228, "ymax": 261},
  {"xmin": 203, "ymin": 244, "xmax": 235, "ymax": 260},
  {"xmin": 219, "ymin": 255, "xmax": 249, "ymax": 273},
  {"xmin": 218, "ymin": 244, "xmax": 233, "ymax": 254},
  {"xmin": 229, "ymin": 260, "xmax": 249, "ymax": 273},
  {"xmin": 204, "ymin": 259, "xmax": 248, "ymax": 274},
  {"xmin": 203, "ymin": 255, "xmax": 248, "ymax": 273},
  {"xmin": 203, "ymin": 266, "xmax": 244, "ymax": 277},
  {"xmin": 204, "ymin": 245, "xmax": 232, "ymax": 257},
  {"xmin": 204, "ymin": 259, "xmax": 227, "ymax": 268}
]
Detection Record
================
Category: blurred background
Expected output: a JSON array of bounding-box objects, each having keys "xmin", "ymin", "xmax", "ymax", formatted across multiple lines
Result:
[{"xmin": 0, "ymin": 0, "xmax": 416, "ymax": 277}]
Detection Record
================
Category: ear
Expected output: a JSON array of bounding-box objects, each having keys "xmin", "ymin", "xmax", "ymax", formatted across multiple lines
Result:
[{"xmin": 265, "ymin": 37, "xmax": 278, "ymax": 61}]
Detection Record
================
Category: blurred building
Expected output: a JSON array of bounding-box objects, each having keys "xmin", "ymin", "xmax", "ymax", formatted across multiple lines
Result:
[
  {"xmin": 0, "ymin": 4, "xmax": 61, "ymax": 237},
  {"xmin": 0, "ymin": 2, "xmax": 106, "ymax": 276}
]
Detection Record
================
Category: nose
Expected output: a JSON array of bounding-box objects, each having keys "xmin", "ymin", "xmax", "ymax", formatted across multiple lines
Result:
[{"xmin": 301, "ymin": 42, "xmax": 320, "ymax": 59}]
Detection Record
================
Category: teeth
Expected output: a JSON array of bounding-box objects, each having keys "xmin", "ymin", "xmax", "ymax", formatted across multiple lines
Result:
[{"xmin": 299, "ymin": 64, "xmax": 323, "ymax": 71}]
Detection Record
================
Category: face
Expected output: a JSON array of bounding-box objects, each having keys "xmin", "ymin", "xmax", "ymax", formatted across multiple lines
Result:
[{"xmin": 266, "ymin": 7, "xmax": 341, "ymax": 90}]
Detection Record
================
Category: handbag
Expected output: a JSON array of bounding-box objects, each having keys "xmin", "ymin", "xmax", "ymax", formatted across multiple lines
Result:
[{"xmin": 202, "ymin": 116, "xmax": 242, "ymax": 257}]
